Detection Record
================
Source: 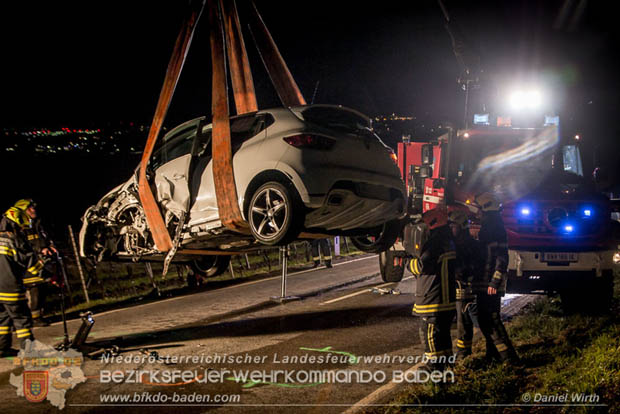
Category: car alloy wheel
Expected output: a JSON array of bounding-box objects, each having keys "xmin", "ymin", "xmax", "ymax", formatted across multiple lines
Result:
[{"xmin": 248, "ymin": 181, "xmax": 299, "ymax": 245}]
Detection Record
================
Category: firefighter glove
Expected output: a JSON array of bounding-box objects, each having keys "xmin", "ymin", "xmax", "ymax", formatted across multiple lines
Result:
[{"xmin": 489, "ymin": 270, "xmax": 505, "ymax": 289}]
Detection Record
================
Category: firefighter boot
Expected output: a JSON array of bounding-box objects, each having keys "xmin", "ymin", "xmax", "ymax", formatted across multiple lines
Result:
[
  {"xmin": 0, "ymin": 347, "xmax": 19, "ymax": 357},
  {"xmin": 326, "ymin": 259, "xmax": 333, "ymax": 268}
]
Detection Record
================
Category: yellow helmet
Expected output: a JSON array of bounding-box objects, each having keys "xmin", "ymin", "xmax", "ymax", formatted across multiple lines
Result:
[
  {"xmin": 14, "ymin": 199, "xmax": 35, "ymax": 211},
  {"xmin": 448, "ymin": 208, "xmax": 469, "ymax": 229},
  {"xmin": 4, "ymin": 206, "xmax": 31, "ymax": 228},
  {"xmin": 475, "ymin": 192, "xmax": 501, "ymax": 212}
]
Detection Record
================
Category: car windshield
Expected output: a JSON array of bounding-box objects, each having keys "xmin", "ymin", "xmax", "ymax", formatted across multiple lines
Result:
[{"xmin": 452, "ymin": 126, "xmax": 586, "ymax": 200}]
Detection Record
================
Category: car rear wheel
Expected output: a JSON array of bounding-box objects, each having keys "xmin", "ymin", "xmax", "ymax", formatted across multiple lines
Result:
[
  {"xmin": 190, "ymin": 255, "xmax": 231, "ymax": 278},
  {"xmin": 350, "ymin": 219, "xmax": 402, "ymax": 253},
  {"xmin": 248, "ymin": 181, "xmax": 303, "ymax": 246}
]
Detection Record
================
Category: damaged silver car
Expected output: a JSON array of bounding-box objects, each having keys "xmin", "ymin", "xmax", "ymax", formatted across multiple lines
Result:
[{"xmin": 79, "ymin": 105, "xmax": 406, "ymax": 276}]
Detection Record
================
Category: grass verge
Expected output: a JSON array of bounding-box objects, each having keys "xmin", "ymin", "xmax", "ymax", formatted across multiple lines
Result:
[{"xmin": 373, "ymin": 272, "xmax": 620, "ymax": 414}]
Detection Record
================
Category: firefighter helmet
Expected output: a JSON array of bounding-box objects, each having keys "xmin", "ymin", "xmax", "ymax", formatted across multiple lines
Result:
[
  {"xmin": 475, "ymin": 192, "xmax": 501, "ymax": 212},
  {"xmin": 4, "ymin": 206, "xmax": 31, "ymax": 228},
  {"xmin": 448, "ymin": 208, "xmax": 469, "ymax": 229},
  {"xmin": 14, "ymin": 199, "xmax": 35, "ymax": 211},
  {"xmin": 422, "ymin": 205, "xmax": 448, "ymax": 230}
]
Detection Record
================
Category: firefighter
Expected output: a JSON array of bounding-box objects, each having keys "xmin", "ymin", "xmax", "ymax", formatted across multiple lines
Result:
[
  {"xmin": 409, "ymin": 206, "xmax": 456, "ymax": 370},
  {"xmin": 448, "ymin": 207, "xmax": 479, "ymax": 360},
  {"xmin": 474, "ymin": 192, "xmax": 519, "ymax": 364},
  {"xmin": 15, "ymin": 199, "xmax": 56, "ymax": 327},
  {"xmin": 311, "ymin": 238, "xmax": 332, "ymax": 268},
  {"xmin": 0, "ymin": 205, "xmax": 40, "ymax": 356}
]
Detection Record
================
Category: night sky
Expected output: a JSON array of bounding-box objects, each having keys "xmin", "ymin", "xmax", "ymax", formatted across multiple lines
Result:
[
  {"xmin": 4, "ymin": 1, "xmax": 619, "ymax": 128},
  {"xmin": 2, "ymin": 0, "xmax": 620, "ymax": 233}
]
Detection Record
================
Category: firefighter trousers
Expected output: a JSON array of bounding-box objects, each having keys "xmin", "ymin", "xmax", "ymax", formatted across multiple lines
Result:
[
  {"xmin": 419, "ymin": 311, "xmax": 455, "ymax": 369},
  {"xmin": 0, "ymin": 301, "xmax": 34, "ymax": 350},
  {"xmin": 27, "ymin": 283, "xmax": 47, "ymax": 320},
  {"xmin": 476, "ymin": 293, "xmax": 518, "ymax": 363},
  {"xmin": 456, "ymin": 299, "xmax": 477, "ymax": 357},
  {"xmin": 311, "ymin": 239, "xmax": 332, "ymax": 265}
]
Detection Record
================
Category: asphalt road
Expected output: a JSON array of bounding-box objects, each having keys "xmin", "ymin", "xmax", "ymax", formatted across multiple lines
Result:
[{"xmin": 0, "ymin": 254, "xmax": 535, "ymax": 414}]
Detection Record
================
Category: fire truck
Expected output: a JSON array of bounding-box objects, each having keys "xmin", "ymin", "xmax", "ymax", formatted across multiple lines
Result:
[{"xmin": 377, "ymin": 114, "xmax": 617, "ymax": 311}]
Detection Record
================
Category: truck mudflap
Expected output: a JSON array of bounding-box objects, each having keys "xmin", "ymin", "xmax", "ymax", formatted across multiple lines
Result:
[{"xmin": 506, "ymin": 249, "xmax": 616, "ymax": 293}]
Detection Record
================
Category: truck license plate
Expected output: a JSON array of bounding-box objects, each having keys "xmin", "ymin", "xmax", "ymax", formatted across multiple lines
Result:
[{"xmin": 542, "ymin": 252, "xmax": 578, "ymax": 262}]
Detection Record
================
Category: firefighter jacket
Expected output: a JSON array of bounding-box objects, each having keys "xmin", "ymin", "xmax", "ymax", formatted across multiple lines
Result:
[
  {"xmin": 411, "ymin": 225, "xmax": 457, "ymax": 316},
  {"xmin": 0, "ymin": 216, "xmax": 37, "ymax": 303},
  {"xmin": 477, "ymin": 211, "xmax": 509, "ymax": 293},
  {"xmin": 22, "ymin": 219, "xmax": 53, "ymax": 286},
  {"xmin": 453, "ymin": 231, "xmax": 483, "ymax": 300}
]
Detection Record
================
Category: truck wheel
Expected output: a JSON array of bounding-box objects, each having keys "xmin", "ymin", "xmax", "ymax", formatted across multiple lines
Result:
[
  {"xmin": 561, "ymin": 271, "xmax": 613, "ymax": 314},
  {"xmin": 350, "ymin": 220, "xmax": 402, "ymax": 253},
  {"xmin": 559, "ymin": 289, "xmax": 579, "ymax": 314},
  {"xmin": 379, "ymin": 250, "xmax": 406, "ymax": 282},
  {"xmin": 590, "ymin": 270, "xmax": 614, "ymax": 313}
]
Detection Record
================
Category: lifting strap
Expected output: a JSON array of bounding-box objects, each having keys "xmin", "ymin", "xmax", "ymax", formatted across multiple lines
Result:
[
  {"xmin": 138, "ymin": 0, "xmax": 307, "ymax": 250},
  {"xmin": 209, "ymin": 0, "xmax": 248, "ymax": 231},
  {"xmin": 247, "ymin": 0, "xmax": 306, "ymax": 107},
  {"xmin": 222, "ymin": 0, "xmax": 258, "ymax": 114},
  {"xmin": 137, "ymin": 0, "xmax": 205, "ymax": 252}
]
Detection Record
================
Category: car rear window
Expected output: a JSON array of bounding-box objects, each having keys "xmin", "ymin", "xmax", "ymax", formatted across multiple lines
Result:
[
  {"xmin": 229, "ymin": 113, "xmax": 273, "ymax": 142},
  {"xmin": 300, "ymin": 107, "xmax": 370, "ymax": 134}
]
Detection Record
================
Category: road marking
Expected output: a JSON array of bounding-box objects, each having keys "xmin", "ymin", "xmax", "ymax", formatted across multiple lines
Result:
[
  {"xmin": 47, "ymin": 254, "xmax": 378, "ymax": 327},
  {"xmin": 342, "ymin": 360, "xmax": 425, "ymax": 414},
  {"xmin": 319, "ymin": 275, "xmax": 414, "ymax": 305}
]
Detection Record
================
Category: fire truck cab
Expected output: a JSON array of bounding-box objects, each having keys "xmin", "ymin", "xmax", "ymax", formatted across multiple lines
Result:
[{"xmin": 382, "ymin": 115, "xmax": 617, "ymax": 311}]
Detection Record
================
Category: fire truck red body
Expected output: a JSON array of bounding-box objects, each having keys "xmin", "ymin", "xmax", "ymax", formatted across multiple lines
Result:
[{"xmin": 382, "ymin": 122, "xmax": 616, "ymax": 308}]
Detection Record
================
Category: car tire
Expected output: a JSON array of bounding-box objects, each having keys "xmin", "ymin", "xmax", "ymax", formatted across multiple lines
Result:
[
  {"xmin": 248, "ymin": 181, "xmax": 303, "ymax": 246},
  {"xmin": 379, "ymin": 250, "xmax": 406, "ymax": 282},
  {"xmin": 190, "ymin": 255, "xmax": 231, "ymax": 278},
  {"xmin": 350, "ymin": 219, "xmax": 402, "ymax": 253}
]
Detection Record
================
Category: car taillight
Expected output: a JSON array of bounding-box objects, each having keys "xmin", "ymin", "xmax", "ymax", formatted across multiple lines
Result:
[{"xmin": 283, "ymin": 134, "xmax": 335, "ymax": 150}]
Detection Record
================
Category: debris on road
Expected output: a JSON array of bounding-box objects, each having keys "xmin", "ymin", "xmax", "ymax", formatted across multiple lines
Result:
[{"xmin": 369, "ymin": 287, "xmax": 401, "ymax": 295}]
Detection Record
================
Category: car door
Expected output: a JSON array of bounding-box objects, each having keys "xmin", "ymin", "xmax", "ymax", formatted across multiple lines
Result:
[
  {"xmin": 152, "ymin": 120, "xmax": 203, "ymax": 221},
  {"xmin": 188, "ymin": 112, "xmax": 273, "ymax": 227}
]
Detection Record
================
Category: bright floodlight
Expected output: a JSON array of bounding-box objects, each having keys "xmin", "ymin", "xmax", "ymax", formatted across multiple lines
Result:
[{"xmin": 509, "ymin": 90, "xmax": 542, "ymax": 110}]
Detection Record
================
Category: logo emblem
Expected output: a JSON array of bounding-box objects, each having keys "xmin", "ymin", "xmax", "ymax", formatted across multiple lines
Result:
[{"xmin": 24, "ymin": 371, "xmax": 48, "ymax": 403}]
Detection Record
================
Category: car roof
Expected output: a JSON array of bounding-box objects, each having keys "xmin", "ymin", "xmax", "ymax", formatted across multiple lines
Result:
[{"xmin": 161, "ymin": 105, "xmax": 370, "ymax": 143}]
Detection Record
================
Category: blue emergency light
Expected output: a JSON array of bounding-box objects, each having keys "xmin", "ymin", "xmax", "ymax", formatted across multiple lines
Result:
[{"xmin": 517, "ymin": 204, "xmax": 534, "ymax": 218}]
